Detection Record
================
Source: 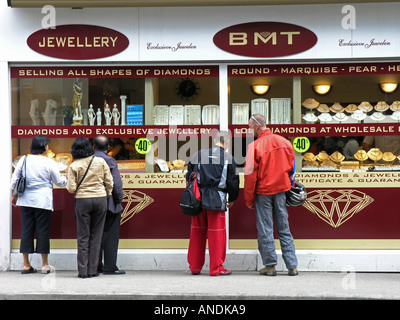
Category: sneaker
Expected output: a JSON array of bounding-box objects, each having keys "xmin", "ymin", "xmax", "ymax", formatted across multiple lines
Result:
[
  {"xmin": 288, "ymin": 268, "xmax": 299, "ymax": 276},
  {"xmin": 259, "ymin": 265, "xmax": 277, "ymax": 276},
  {"xmin": 210, "ymin": 267, "xmax": 232, "ymax": 276}
]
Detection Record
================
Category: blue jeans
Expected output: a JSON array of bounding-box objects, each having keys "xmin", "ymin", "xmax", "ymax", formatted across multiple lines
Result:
[{"xmin": 255, "ymin": 192, "xmax": 297, "ymax": 269}]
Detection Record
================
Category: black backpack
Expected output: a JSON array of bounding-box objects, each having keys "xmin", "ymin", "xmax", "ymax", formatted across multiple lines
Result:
[{"xmin": 180, "ymin": 171, "xmax": 202, "ymax": 216}]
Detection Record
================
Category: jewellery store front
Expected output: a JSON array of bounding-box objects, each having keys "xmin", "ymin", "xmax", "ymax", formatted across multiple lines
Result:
[
  {"xmin": 11, "ymin": 65, "xmax": 221, "ymax": 252},
  {"xmin": 3, "ymin": 2, "xmax": 400, "ymax": 271}
]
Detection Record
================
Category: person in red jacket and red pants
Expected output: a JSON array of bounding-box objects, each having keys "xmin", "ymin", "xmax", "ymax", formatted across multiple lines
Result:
[{"xmin": 244, "ymin": 114, "xmax": 298, "ymax": 276}]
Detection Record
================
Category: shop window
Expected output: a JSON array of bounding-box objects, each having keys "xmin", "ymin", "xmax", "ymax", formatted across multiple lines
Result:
[
  {"xmin": 10, "ymin": 65, "xmax": 220, "ymax": 249},
  {"xmin": 228, "ymin": 63, "xmax": 400, "ymax": 173},
  {"xmin": 11, "ymin": 66, "xmax": 219, "ymax": 174}
]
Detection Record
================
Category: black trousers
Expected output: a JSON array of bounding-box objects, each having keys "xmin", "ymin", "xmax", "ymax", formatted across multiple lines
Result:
[
  {"xmin": 20, "ymin": 206, "xmax": 52, "ymax": 254},
  {"xmin": 98, "ymin": 211, "xmax": 122, "ymax": 272},
  {"xmin": 75, "ymin": 197, "xmax": 107, "ymax": 276}
]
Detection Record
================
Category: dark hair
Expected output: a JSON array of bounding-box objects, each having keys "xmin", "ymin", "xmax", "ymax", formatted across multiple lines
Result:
[
  {"xmin": 215, "ymin": 130, "xmax": 231, "ymax": 145},
  {"xmin": 93, "ymin": 134, "xmax": 109, "ymax": 152},
  {"xmin": 30, "ymin": 135, "xmax": 50, "ymax": 155},
  {"xmin": 71, "ymin": 137, "xmax": 94, "ymax": 159}
]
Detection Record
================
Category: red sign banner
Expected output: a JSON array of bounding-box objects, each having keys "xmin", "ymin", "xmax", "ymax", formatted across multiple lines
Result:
[
  {"xmin": 27, "ymin": 24, "xmax": 130, "ymax": 60},
  {"xmin": 230, "ymin": 123, "xmax": 400, "ymax": 137},
  {"xmin": 213, "ymin": 22, "xmax": 317, "ymax": 58},
  {"xmin": 229, "ymin": 62, "xmax": 400, "ymax": 77},
  {"xmin": 12, "ymin": 123, "xmax": 400, "ymax": 139},
  {"xmin": 11, "ymin": 66, "xmax": 219, "ymax": 78},
  {"xmin": 12, "ymin": 125, "xmax": 220, "ymax": 139}
]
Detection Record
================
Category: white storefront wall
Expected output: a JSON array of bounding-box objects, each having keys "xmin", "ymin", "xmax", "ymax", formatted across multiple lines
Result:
[{"xmin": 1, "ymin": 2, "xmax": 400, "ymax": 271}]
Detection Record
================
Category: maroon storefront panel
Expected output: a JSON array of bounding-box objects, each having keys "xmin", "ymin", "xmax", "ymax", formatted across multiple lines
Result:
[
  {"xmin": 12, "ymin": 188, "xmax": 191, "ymax": 240},
  {"xmin": 118, "ymin": 188, "xmax": 191, "ymax": 239},
  {"xmin": 12, "ymin": 190, "xmax": 76, "ymax": 239},
  {"xmin": 230, "ymin": 188, "xmax": 400, "ymax": 240},
  {"xmin": 12, "ymin": 187, "xmax": 400, "ymax": 241}
]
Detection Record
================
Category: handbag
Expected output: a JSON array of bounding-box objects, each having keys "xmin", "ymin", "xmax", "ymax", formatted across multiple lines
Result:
[
  {"xmin": 180, "ymin": 171, "xmax": 202, "ymax": 216},
  {"xmin": 13, "ymin": 156, "xmax": 27, "ymax": 197},
  {"xmin": 180, "ymin": 158, "xmax": 202, "ymax": 216}
]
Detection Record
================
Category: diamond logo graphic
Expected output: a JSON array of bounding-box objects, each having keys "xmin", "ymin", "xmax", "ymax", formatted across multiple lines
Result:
[
  {"xmin": 302, "ymin": 189, "xmax": 374, "ymax": 228},
  {"xmin": 121, "ymin": 190, "xmax": 154, "ymax": 225},
  {"xmin": 259, "ymin": 31, "xmax": 271, "ymax": 39}
]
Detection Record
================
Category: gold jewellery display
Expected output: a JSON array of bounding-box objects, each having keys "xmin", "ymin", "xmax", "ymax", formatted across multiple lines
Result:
[{"xmin": 303, "ymin": 147, "xmax": 399, "ymax": 171}]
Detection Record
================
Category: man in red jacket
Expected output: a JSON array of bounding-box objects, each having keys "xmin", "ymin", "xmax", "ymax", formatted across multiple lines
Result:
[{"xmin": 244, "ymin": 114, "xmax": 298, "ymax": 276}]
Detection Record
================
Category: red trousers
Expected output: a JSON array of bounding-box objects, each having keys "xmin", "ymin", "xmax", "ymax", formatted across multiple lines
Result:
[{"xmin": 187, "ymin": 209, "xmax": 227, "ymax": 275}]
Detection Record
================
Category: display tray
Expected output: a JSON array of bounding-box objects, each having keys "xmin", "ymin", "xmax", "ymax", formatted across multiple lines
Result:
[
  {"xmin": 232, "ymin": 103, "xmax": 249, "ymax": 124},
  {"xmin": 251, "ymin": 98, "xmax": 268, "ymax": 119},
  {"xmin": 302, "ymin": 168, "xmax": 340, "ymax": 172},
  {"xmin": 184, "ymin": 105, "xmax": 201, "ymax": 125},
  {"xmin": 202, "ymin": 105, "xmax": 219, "ymax": 124},
  {"xmin": 372, "ymin": 167, "xmax": 400, "ymax": 171},
  {"xmin": 271, "ymin": 98, "xmax": 291, "ymax": 124},
  {"xmin": 117, "ymin": 160, "xmax": 146, "ymax": 172},
  {"xmin": 153, "ymin": 105, "xmax": 169, "ymax": 125},
  {"xmin": 169, "ymin": 105, "xmax": 185, "ymax": 125}
]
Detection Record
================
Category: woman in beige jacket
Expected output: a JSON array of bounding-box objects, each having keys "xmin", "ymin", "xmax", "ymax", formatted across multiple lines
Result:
[{"xmin": 67, "ymin": 137, "xmax": 113, "ymax": 278}]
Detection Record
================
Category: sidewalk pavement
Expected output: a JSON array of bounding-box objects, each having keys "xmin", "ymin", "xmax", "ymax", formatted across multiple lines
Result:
[{"xmin": 1, "ymin": 269, "xmax": 399, "ymax": 300}]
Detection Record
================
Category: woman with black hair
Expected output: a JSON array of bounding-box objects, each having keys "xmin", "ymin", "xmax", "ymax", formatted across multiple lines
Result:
[
  {"xmin": 66, "ymin": 137, "xmax": 113, "ymax": 278},
  {"xmin": 10, "ymin": 135, "xmax": 67, "ymax": 274}
]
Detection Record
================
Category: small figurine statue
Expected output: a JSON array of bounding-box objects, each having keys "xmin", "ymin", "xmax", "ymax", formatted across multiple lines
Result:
[
  {"xmin": 88, "ymin": 104, "xmax": 95, "ymax": 126},
  {"xmin": 96, "ymin": 108, "xmax": 102, "ymax": 125},
  {"xmin": 42, "ymin": 99, "xmax": 57, "ymax": 125},
  {"xmin": 29, "ymin": 99, "xmax": 40, "ymax": 125},
  {"xmin": 72, "ymin": 78, "xmax": 83, "ymax": 125},
  {"xmin": 104, "ymin": 104, "xmax": 112, "ymax": 125},
  {"xmin": 112, "ymin": 104, "xmax": 120, "ymax": 125}
]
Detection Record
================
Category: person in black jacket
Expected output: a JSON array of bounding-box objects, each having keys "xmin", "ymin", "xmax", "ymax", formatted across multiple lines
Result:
[
  {"xmin": 93, "ymin": 135, "xmax": 126, "ymax": 275},
  {"xmin": 186, "ymin": 130, "xmax": 239, "ymax": 276}
]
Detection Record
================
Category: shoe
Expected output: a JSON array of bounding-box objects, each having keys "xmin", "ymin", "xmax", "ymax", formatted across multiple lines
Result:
[
  {"xmin": 210, "ymin": 268, "xmax": 232, "ymax": 276},
  {"xmin": 78, "ymin": 274, "xmax": 88, "ymax": 279},
  {"xmin": 259, "ymin": 265, "xmax": 277, "ymax": 276},
  {"xmin": 88, "ymin": 273, "xmax": 99, "ymax": 278},
  {"xmin": 21, "ymin": 266, "xmax": 37, "ymax": 274},
  {"xmin": 103, "ymin": 270, "xmax": 126, "ymax": 275},
  {"xmin": 190, "ymin": 268, "xmax": 201, "ymax": 275},
  {"xmin": 288, "ymin": 268, "xmax": 299, "ymax": 276}
]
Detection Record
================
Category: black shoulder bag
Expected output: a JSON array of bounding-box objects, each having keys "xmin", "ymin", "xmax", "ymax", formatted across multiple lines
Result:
[
  {"xmin": 13, "ymin": 156, "xmax": 27, "ymax": 197},
  {"xmin": 180, "ymin": 154, "xmax": 202, "ymax": 216}
]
